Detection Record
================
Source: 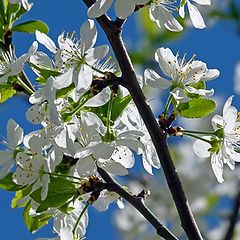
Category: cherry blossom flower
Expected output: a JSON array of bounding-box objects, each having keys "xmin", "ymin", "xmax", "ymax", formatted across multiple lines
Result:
[
  {"xmin": 193, "ymin": 96, "xmax": 240, "ymax": 183},
  {"xmin": 53, "ymin": 200, "xmax": 88, "ymax": 239},
  {"xmin": 0, "ymin": 42, "xmax": 38, "ymax": 83},
  {"xmin": 179, "ymin": 0, "xmax": 211, "ymax": 29},
  {"xmin": 0, "ymin": 119, "xmax": 23, "ymax": 178},
  {"xmin": 35, "ymin": 20, "xmax": 108, "ymax": 92},
  {"xmin": 149, "ymin": 0, "xmax": 183, "ymax": 32},
  {"xmin": 13, "ymin": 135, "xmax": 53, "ymax": 200},
  {"xmin": 144, "ymin": 47, "xmax": 219, "ymax": 104},
  {"xmin": 88, "ymin": 0, "xmax": 149, "ymax": 19}
]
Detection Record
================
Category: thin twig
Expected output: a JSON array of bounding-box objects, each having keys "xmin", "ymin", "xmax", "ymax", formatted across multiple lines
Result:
[
  {"xmin": 82, "ymin": 1, "xmax": 203, "ymax": 239},
  {"xmin": 97, "ymin": 167, "xmax": 178, "ymax": 240}
]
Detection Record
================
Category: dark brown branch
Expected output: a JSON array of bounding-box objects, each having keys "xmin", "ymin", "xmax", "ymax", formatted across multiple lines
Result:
[
  {"xmin": 97, "ymin": 167, "xmax": 178, "ymax": 240},
  {"xmin": 223, "ymin": 184, "xmax": 240, "ymax": 240},
  {"xmin": 82, "ymin": 1, "xmax": 203, "ymax": 239}
]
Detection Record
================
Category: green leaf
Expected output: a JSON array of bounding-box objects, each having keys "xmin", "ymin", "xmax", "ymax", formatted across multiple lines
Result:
[
  {"xmin": 0, "ymin": 173, "xmax": 23, "ymax": 191},
  {"xmin": 30, "ymin": 176, "xmax": 75, "ymax": 213},
  {"xmin": 6, "ymin": 3, "xmax": 20, "ymax": 15},
  {"xmin": 29, "ymin": 62, "xmax": 61, "ymax": 83},
  {"xmin": 0, "ymin": 0, "xmax": 5, "ymax": 25},
  {"xmin": 185, "ymin": 82, "xmax": 206, "ymax": 99},
  {"xmin": 56, "ymin": 83, "xmax": 75, "ymax": 99},
  {"xmin": 12, "ymin": 185, "xmax": 32, "ymax": 208},
  {"xmin": 0, "ymin": 84, "xmax": 16, "ymax": 103},
  {"xmin": 178, "ymin": 98, "xmax": 216, "ymax": 118},
  {"xmin": 12, "ymin": 20, "xmax": 49, "ymax": 34},
  {"xmin": 91, "ymin": 94, "xmax": 132, "ymax": 125},
  {"xmin": 23, "ymin": 201, "xmax": 52, "ymax": 233},
  {"xmin": 180, "ymin": 0, "xmax": 187, "ymax": 7},
  {"xmin": 111, "ymin": 94, "xmax": 132, "ymax": 121}
]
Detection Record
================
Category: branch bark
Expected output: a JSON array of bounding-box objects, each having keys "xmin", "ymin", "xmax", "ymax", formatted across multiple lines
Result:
[
  {"xmin": 97, "ymin": 167, "xmax": 178, "ymax": 240},
  {"xmin": 82, "ymin": 1, "xmax": 203, "ymax": 239}
]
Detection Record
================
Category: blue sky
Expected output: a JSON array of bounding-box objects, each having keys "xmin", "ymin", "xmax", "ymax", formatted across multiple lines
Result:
[{"xmin": 0, "ymin": 1, "xmax": 240, "ymax": 239}]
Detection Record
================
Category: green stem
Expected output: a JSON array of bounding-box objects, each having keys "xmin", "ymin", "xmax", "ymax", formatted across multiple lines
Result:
[
  {"xmin": 86, "ymin": 62, "xmax": 106, "ymax": 75},
  {"xmin": 73, "ymin": 202, "xmax": 90, "ymax": 239},
  {"xmin": 51, "ymin": 172, "xmax": 82, "ymax": 181},
  {"xmin": 106, "ymin": 94, "xmax": 114, "ymax": 133},
  {"xmin": 67, "ymin": 92, "xmax": 91, "ymax": 117},
  {"xmin": 182, "ymin": 129, "xmax": 215, "ymax": 135},
  {"xmin": 17, "ymin": 76, "xmax": 34, "ymax": 95},
  {"xmin": 183, "ymin": 132, "xmax": 212, "ymax": 144},
  {"xmin": 163, "ymin": 94, "xmax": 173, "ymax": 117}
]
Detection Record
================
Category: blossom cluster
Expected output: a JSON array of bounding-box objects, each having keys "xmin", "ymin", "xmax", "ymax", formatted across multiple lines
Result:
[
  {"xmin": 0, "ymin": 0, "xmax": 240, "ymax": 238},
  {"xmin": 0, "ymin": 19, "xmax": 161, "ymax": 239},
  {"xmin": 87, "ymin": 0, "xmax": 212, "ymax": 31}
]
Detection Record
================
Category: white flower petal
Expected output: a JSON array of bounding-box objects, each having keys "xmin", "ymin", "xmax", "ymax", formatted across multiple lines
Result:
[
  {"xmin": 192, "ymin": 0, "xmax": 211, "ymax": 5},
  {"xmin": 144, "ymin": 69, "xmax": 172, "ymax": 89},
  {"xmin": 53, "ymin": 68, "xmax": 73, "ymax": 90},
  {"xmin": 76, "ymin": 157, "xmax": 97, "ymax": 178},
  {"xmin": 155, "ymin": 47, "xmax": 178, "ymax": 77},
  {"xmin": 111, "ymin": 146, "xmax": 134, "ymax": 169},
  {"xmin": 97, "ymin": 159, "xmax": 128, "ymax": 176},
  {"xmin": 7, "ymin": 119, "xmax": 23, "ymax": 149},
  {"xmin": 211, "ymin": 114, "xmax": 224, "ymax": 130},
  {"xmin": 202, "ymin": 69, "xmax": 220, "ymax": 81},
  {"xmin": 224, "ymin": 106, "xmax": 238, "ymax": 133},
  {"xmin": 85, "ymin": 87, "xmax": 111, "ymax": 107},
  {"xmin": 149, "ymin": 5, "xmax": 183, "ymax": 32},
  {"xmin": 187, "ymin": 1, "xmax": 206, "ymax": 29},
  {"xmin": 87, "ymin": 0, "xmax": 113, "ymax": 18},
  {"xmin": 115, "ymin": 0, "xmax": 135, "ymax": 19},
  {"xmin": 80, "ymin": 19, "xmax": 97, "ymax": 51},
  {"xmin": 36, "ymin": 30, "xmax": 57, "ymax": 53},
  {"xmin": 211, "ymin": 153, "xmax": 224, "ymax": 183},
  {"xmin": 193, "ymin": 139, "xmax": 211, "ymax": 158}
]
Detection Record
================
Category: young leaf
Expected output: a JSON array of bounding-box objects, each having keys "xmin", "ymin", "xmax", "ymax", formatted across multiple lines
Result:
[
  {"xmin": 0, "ymin": 84, "xmax": 16, "ymax": 103},
  {"xmin": 12, "ymin": 185, "xmax": 32, "ymax": 208},
  {"xmin": 0, "ymin": 173, "xmax": 23, "ymax": 191},
  {"xmin": 56, "ymin": 83, "xmax": 75, "ymax": 99},
  {"xmin": 12, "ymin": 20, "xmax": 49, "ymax": 34},
  {"xmin": 178, "ymin": 98, "xmax": 216, "ymax": 118},
  {"xmin": 91, "ymin": 94, "xmax": 132, "ymax": 125},
  {"xmin": 23, "ymin": 201, "xmax": 52, "ymax": 233},
  {"xmin": 111, "ymin": 94, "xmax": 132, "ymax": 121},
  {"xmin": 29, "ymin": 62, "xmax": 61, "ymax": 83},
  {"xmin": 30, "ymin": 176, "xmax": 76, "ymax": 213}
]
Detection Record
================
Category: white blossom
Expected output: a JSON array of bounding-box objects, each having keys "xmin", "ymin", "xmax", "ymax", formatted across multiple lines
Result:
[
  {"xmin": 179, "ymin": 0, "xmax": 211, "ymax": 29},
  {"xmin": 149, "ymin": 1, "xmax": 183, "ymax": 32},
  {"xmin": 193, "ymin": 96, "xmax": 240, "ymax": 183},
  {"xmin": 145, "ymin": 47, "xmax": 219, "ymax": 104},
  {"xmin": 88, "ymin": 0, "xmax": 149, "ymax": 19},
  {"xmin": 0, "ymin": 42, "xmax": 38, "ymax": 83},
  {"xmin": 53, "ymin": 200, "xmax": 88, "ymax": 239},
  {"xmin": 0, "ymin": 119, "xmax": 23, "ymax": 178}
]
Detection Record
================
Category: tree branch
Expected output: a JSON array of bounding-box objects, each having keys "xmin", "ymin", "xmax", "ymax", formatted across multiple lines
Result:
[
  {"xmin": 82, "ymin": 1, "xmax": 203, "ymax": 239},
  {"xmin": 223, "ymin": 183, "xmax": 240, "ymax": 240},
  {"xmin": 97, "ymin": 167, "xmax": 178, "ymax": 240}
]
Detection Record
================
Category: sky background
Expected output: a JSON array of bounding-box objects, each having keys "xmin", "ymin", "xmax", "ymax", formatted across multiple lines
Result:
[{"xmin": 0, "ymin": 1, "xmax": 240, "ymax": 239}]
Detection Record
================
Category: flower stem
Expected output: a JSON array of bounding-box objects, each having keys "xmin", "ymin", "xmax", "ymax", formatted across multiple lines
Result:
[
  {"xmin": 51, "ymin": 172, "xmax": 82, "ymax": 181},
  {"xmin": 86, "ymin": 62, "xmax": 106, "ymax": 75},
  {"xmin": 163, "ymin": 94, "xmax": 173, "ymax": 117},
  {"xmin": 183, "ymin": 132, "xmax": 212, "ymax": 144},
  {"xmin": 182, "ymin": 129, "xmax": 215, "ymax": 135},
  {"xmin": 17, "ymin": 76, "xmax": 34, "ymax": 95},
  {"xmin": 73, "ymin": 202, "xmax": 90, "ymax": 240},
  {"xmin": 106, "ymin": 94, "xmax": 114, "ymax": 133}
]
